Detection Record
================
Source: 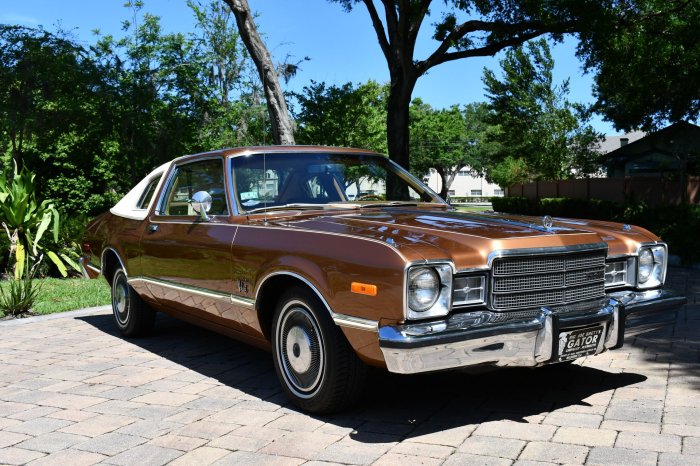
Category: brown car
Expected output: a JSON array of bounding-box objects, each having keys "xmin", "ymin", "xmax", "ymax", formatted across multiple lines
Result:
[{"xmin": 81, "ymin": 146, "xmax": 686, "ymax": 413}]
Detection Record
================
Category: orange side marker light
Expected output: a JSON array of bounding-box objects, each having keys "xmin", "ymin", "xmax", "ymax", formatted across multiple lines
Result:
[{"xmin": 351, "ymin": 282, "xmax": 377, "ymax": 296}]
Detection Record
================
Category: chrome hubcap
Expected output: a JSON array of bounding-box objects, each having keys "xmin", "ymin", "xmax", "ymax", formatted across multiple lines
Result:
[
  {"xmin": 286, "ymin": 326, "xmax": 313, "ymax": 373},
  {"xmin": 277, "ymin": 303, "xmax": 324, "ymax": 397},
  {"xmin": 113, "ymin": 276, "xmax": 129, "ymax": 325}
]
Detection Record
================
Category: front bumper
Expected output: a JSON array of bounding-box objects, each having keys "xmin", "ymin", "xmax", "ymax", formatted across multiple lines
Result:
[{"xmin": 379, "ymin": 289, "xmax": 686, "ymax": 374}]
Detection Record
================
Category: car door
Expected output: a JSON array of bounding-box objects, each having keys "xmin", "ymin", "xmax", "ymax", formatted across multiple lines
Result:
[{"xmin": 138, "ymin": 156, "xmax": 241, "ymax": 327}]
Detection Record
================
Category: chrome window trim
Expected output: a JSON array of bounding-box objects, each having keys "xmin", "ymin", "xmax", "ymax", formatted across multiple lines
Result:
[
  {"xmin": 255, "ymin": 271, "xmax": 379, "ymax": 332},
  {"xmin": 136, "ymin": 176, "xmax": 162, "ymax": 211},
  {"xmin": 225, "ymin": 156, "xmax": 241, "ymax": 215},
  {"xmin": 128, "ymin": 276, "xmax": 255, "ymax": 308},
  {"xmin": 154, "ymin": 156, "xmax": 231, "ymax": 218},
  {"xmin": 228, "ymin": 151, "xmax": 446, "ymax": 216}
]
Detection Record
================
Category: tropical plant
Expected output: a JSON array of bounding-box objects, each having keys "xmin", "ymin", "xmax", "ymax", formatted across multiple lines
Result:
[
  {"xmin": 0, "ymin": 258, "xmax": 41, "ymax": 317},
  {"xmin": 0, "ymin": 164, "xmax": 70, "ymax": 278}
]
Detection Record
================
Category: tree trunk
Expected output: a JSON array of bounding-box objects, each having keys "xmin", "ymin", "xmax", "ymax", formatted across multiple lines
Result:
[
  {"xmin": 436, "ymin": 168, "xmax": 449, "ymax": 200},
  {"xmin": 386, "ymin": 74, "xmax": 416, "ymax": 170},
  {"xmin": 224, "ymin": 0, "xmax": 295, "ymax": 145}
]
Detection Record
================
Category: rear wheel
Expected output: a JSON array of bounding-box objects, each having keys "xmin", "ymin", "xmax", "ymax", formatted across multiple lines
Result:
[
  {"xmin": 272, "ymin": 287, "xmax": 366, "ymax": 413},
  {"xmin": 111, "ymin": 267, "xmax": 155, "ymax": 337}
]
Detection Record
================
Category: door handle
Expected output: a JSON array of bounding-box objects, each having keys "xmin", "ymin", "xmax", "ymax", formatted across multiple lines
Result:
[{"xmin": 148, "ymin": 224, "xmax": 158, "ymax": 233}]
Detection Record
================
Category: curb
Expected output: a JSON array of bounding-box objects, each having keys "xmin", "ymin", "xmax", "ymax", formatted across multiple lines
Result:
[{"xmin": 0, "ymin": 305, "xmax": 111, "ymax": 327}]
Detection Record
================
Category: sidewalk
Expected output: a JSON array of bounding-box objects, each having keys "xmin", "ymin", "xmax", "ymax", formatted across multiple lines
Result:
[{"xmin": 0, "ymin": 267, "xmax": 697, "ymax": 465}]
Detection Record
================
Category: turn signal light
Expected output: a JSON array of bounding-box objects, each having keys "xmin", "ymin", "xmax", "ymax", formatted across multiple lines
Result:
[{"xmin": 351, "ymin": 282, "xmax": 377, "ymax": 296}]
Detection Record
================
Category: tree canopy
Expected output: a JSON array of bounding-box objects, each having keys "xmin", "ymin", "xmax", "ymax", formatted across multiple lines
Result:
[
  {"xmin": 293, "ymin": 80, "xmax": 387, "ymax": 154},
  {"xmin": 410, "ymin": 100, "xmax": 493, "ymax": 199},
  {"xmin": 482, "ymin": 39, "xmax": 600, "ymax": 187},
  {"xmin": 579, "ymin": 0, "xmax": 700, "ymax": 131},
  {"xmin": 329, "ymin": 0, "xmax": 611, "ymax": 169}
]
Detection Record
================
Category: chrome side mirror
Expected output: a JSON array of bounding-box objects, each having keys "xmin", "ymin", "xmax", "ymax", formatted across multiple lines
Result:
[{"xmin": 189, "ymin": 191, "xmax": 212, "ymax": 221}]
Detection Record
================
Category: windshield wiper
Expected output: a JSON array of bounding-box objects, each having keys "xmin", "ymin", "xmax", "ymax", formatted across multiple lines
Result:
[
  {"xmin": 245, "ymin": 203, "xmax": 326, "ymax": 214},
  {"xmin": 358, "ymin": 201, "xmax": 418, "ymax": 208}
]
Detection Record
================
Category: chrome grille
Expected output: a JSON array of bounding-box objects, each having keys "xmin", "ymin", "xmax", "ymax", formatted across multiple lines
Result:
[{"xmin": 491, "ymin": 249, "xmax": 606, "ymax": 311}]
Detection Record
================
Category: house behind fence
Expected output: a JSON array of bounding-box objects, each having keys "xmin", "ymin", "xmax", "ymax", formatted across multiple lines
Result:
[{"xmin": 507, "ymin": 122, "xmax": 700, "ymax": 205}]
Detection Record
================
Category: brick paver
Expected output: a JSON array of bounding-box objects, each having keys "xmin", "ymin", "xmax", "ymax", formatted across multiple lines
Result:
[{"xmin": 0, "ymin": 267, "xmax": 697, "ymax": 465}]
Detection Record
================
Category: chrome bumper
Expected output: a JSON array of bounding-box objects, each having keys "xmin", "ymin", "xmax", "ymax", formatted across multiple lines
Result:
[{"xmin": 379, "ymin": 289, "xmax": 686, "ymax": 374}]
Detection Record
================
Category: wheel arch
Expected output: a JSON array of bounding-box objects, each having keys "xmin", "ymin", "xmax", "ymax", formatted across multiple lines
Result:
[
  {"xmin": 255, "ymin": 271, "xmax": 335, "ymax": 341},
  {"xmin": 101, "ymin": 247, "xmax": 127, "ymax": 286}
]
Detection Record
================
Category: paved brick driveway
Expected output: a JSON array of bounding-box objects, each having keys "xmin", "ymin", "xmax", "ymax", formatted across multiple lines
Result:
[{"xmin": 0, "ymin": 267, "xmax": 698, "ymax": 465}]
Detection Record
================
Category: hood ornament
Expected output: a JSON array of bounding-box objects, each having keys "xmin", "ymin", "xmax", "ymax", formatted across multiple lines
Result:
[{"xmin": 542, "ymin": 215, "xmax": 553, "ymax": 230}]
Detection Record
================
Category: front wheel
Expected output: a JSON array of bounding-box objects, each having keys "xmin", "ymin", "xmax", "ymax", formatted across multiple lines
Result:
[
  {"xmin": 272, "ymin": 287, "xmax": 367, "ymax": 413},
  {"xmin": 111, "ymin": 267, "xmax": 155, "ymax": 337}
]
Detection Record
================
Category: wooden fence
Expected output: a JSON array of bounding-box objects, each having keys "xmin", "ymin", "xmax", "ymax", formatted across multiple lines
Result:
[{"xmin": 507, "ymin": 176, "xmax": 700, "ymax": 205}]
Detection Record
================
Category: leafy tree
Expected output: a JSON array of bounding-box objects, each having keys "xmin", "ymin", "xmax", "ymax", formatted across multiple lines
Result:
[
  {"xmin": 482, "ymin": 39, "xmax": 600, "ymax": 187},
  {"xmin": 0, "ymin": 24, "xmax": 124, "ymax": 215},
  {"xmin": 409, "ymin": 101, "xmax": 460, "ymax": 198},
  {"xmin": 329, "ymin": 0, "xmax": 615, "ymax": 170},
  {"xmin": 222, "ymin": 0, "xmax": 295, "ymax": 144},
  {"xmin": 92, "ymin": 1, "xmax": 207, "ymax": 186},
  {"xmin": 579, "ymin": 1, "xmax": 700, "ymax": 131},
  {"xmin": 294, "ymin": 80, "xmax": 388, "ymax": 153},
  {"xmin": 189, "ymin": 0, "xmax": 270, "ymax": 147}
]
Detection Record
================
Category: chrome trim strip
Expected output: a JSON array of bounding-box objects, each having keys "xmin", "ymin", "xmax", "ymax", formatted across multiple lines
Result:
[
  {"xmin": 128, "ymin": 276, "xmax": 255, "ymax": 308},
  {"xmin": 255, "ymin": 271, "xmax": 378, "ymax": 332},
  {"xmin": 86, "ymin": 264, "xmax": 101, "ymax": 274},
  {"xmin": 332, "ymin": 313, "xmax": 378, "ymax": 331}
]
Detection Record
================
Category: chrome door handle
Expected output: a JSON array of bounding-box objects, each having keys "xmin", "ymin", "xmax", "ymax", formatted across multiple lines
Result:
[{"xmin": 148, "ymin": 224, "xmax": 158, "ymax": 232}]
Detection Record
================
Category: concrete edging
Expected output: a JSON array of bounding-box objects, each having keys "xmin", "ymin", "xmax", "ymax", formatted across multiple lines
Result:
[{"xmin": 0, "ymin": 305, "xmax": 111, "ymax": 327}]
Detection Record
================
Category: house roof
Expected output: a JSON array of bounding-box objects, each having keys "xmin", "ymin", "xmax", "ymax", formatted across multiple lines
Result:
[{"xmin": 595, "ymin": 130, "xmax": 646, "ymax": 154}]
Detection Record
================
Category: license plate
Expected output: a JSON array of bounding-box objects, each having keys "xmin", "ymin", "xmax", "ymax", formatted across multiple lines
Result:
[{"xmin": 558, "ymin": 325, "xmax": 604, "ymax": 361}]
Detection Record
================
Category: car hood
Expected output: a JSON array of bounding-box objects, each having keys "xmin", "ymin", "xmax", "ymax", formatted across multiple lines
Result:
[{"xmin": 268, "ymin": 207, "xmax": 658, "ymax": 269}]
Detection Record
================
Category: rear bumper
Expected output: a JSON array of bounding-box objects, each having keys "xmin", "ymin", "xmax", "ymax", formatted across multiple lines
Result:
[
  {"xmin": 79, "ymin": 256, "xmax": 101, "ymax": 280},
  {"xmin": 379, "ymin": 289, "xmax": 686, "ymax": 374}
]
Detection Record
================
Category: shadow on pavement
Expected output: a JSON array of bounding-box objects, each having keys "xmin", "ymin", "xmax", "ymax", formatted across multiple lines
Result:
[{"xmin": 79, "ymin": 311, "xmax": 648, "ymax": 443}]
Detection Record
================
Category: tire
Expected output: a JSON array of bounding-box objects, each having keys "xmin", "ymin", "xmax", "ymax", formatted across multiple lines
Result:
[
  {"xmin": 272, "ymin": 287, "xmax": 367, "ymax": 413},
  {"xmin": 111, "ymin": 267, "xmax": 155, "ymax": 337}
]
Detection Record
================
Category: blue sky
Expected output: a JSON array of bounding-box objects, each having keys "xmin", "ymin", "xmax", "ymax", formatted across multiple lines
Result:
[{"xmin": 1, "ymin": 0, "xmax": 618, "ymax": 135}]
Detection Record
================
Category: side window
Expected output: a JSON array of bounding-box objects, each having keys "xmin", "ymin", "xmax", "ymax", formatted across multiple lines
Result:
[
  {"xmin": 159, "ymin": 159, "xmax": 229, "ymax": 216},
  {"xmin": 136, "ymin": 177, "xmax": 160, "ymax": 210}
]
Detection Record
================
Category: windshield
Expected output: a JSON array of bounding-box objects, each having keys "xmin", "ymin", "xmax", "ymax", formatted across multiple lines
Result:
[{"xmin": 230, "ymin": 152, "xmax": 443, "ymax": 213}]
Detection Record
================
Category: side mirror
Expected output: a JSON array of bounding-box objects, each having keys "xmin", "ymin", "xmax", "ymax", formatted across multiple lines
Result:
[{"xmin": 189, "ymin": 191, "xmax": 212, "ymax": 221}]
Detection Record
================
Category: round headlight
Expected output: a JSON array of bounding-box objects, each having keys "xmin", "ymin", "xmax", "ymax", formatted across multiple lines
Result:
[
  {"xmin": 638, "ymin": 248, "xmax": 653, "ymax": 282},
  {"xmin": 408, "ymin": 267, "xmax": 440, "ymax": 312}
]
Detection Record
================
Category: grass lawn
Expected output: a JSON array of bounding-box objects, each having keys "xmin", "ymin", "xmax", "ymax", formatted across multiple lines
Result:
[
  {"xmin": 455, "ymin": 204, "xmax": 493, "ymax": 212},
  {"xmin": 1, "ymin": 277, "xmax": 111, "ymax": 317}
]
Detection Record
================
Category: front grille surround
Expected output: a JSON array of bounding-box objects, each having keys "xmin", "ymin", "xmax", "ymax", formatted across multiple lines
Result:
[{"xmin": 488, "ymin": 245, "xmax": 607, "ymax": 312}]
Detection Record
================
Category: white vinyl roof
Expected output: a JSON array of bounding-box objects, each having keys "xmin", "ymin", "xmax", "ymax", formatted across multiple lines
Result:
[{"xmin": 110, "ymin": 161, "xmax": 172, "ymax": 221}]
